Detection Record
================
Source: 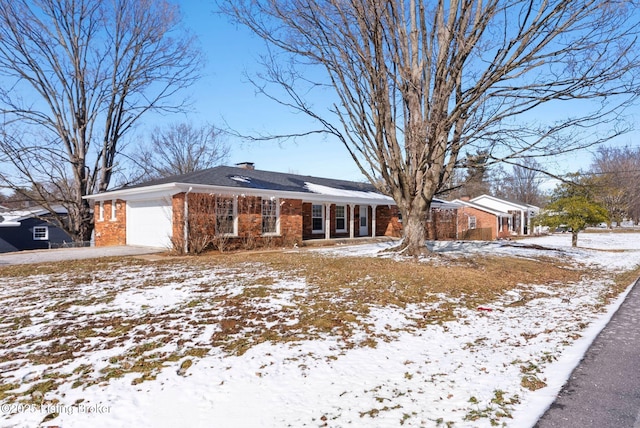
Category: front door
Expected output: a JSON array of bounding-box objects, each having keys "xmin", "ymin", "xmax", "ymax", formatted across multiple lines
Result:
[{"xmin": 359, "ymin": 205, "xmax": 368, "ymax": 236}]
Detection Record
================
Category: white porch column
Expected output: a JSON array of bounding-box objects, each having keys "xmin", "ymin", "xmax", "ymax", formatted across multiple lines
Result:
[
  {"xmin": 371, "ymin": 205, "xmax": 377, "ymax": 237},
  {"xmin": 325, "ymin": 203, "xmax": 331, "ymax": 240},
  {"xmin": 520, "ymin": 209, "xmax": 525, "ymax": 235},
  {"xmin": 349, "ymin": 204, "xmax": 355, "ymax": 239}
]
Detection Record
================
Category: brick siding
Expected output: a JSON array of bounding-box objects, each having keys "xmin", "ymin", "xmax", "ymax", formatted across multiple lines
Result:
[
  {"xmin": 94, "ymin": 199, "xmax": 126, "ymax": 246},
  {"xmin": 456, "ymin": 206, "xmax": 504, "ymax": 240},
  {"xmin": 172, "ymin": 193, "xmax": 303, "ymax": 251},
  {"xmin": 376, "ymin": 205, "xmax": 403, "ymax": 237}
]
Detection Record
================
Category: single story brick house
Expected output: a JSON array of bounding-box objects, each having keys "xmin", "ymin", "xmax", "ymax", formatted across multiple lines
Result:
[
  {"xmin": 85, "ymin": 164, "xmax": 539, "ymax": 251},
  {"xmin": 0, "ymin": 206, "xmax": 73, "ymax": 253},
  {"xmin": 469, "ymin": 195, "xmax": 540, "ymax": 236},
  {"xmin": 85, "ymin": 163, "xmax": 403, "ymax": 251},
  {"xmin": 451, "ymin": 199, "xmax": 514, "ymax": 240}
]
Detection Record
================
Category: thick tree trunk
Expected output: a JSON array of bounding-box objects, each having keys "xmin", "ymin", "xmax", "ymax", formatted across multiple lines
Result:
[
  {"xmin": 396, "ymin": 200, "xmax": 432, "ymax": 255},
  {"xmin": 571, "ymin": 231, "xmax": 578, "ymax": 247},
  {"xmin": 68, "ymin": 198, "xmax": 95, "ymax": 243},
  {"xmin": 402, "ymin": 212, "xmax": 428, "ymax": 255}
]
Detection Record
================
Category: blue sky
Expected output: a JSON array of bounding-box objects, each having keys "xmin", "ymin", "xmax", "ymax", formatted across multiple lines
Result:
[
  {"xmin": 153, "ymin": 1, "xmax": 638, "ymax": 187},
  {"xmin": 152, "ymin": 1, "xmax": 366, "ymax": 181}
]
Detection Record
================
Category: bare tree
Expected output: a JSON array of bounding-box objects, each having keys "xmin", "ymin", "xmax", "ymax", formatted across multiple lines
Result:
[
  {"xmin": 222, "ymin": 0, "xmax": 640, "ymax": 254},
  {"xmin": 494, "ymin": 158, "xmax": 545, "ymax": 206},
  {"xmin": 589, "ymin": 145, "xmax": 640, "ymax": 224},
  {"xmin": 0, "ymin": 0, "xmax": 202, "ymax": 242},
  {"xmin": 133, "ymin": 123, "xmax": 230, "ymax": 181}
]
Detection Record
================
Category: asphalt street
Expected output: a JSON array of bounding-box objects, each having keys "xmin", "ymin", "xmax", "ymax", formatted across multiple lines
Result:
[{"xmin": 536, "ymin": 278, "xmax": 640, "ymax": 428}]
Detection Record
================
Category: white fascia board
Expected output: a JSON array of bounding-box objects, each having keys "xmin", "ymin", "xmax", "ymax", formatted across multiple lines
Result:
[
  {"xmin": 471, "ymin": 194, "xmax": 530, "ymax": 211},
  {"xmin": 301, "ymin": 194, "xmax": 394, "ymax": 205},
  {"xmin": 432, "ymin": 199, "xmax": 463, "ymax": 210},
  {"xmin": 0, "ymin": 222, "xmax": 20, "ymax": 227},
  {"xmin": 85, "ymin": 182, "xmax": 396, "ymax": 206},
  {"xmin": 453, "ymin": 199, "xmax": 511, "ymax": 217},
  {"xmin": 192, "ymin": 183, "xmax": 394, "ymax": 206},
  {"xmin": 83, "ymin": 183, "xmax": 182, "ymax": 201}
]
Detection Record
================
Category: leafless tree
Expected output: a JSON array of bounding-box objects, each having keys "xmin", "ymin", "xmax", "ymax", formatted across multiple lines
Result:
[
  {"xmin": 132, "ymin": 123, "xmax": 230, "ymax": 182},
  {"xmin": 494, "ymin": 158, "xmax": 545, "ymax": 206},
  {"xmin": 0, "ymin": 0, "xmax": 202, "ymax": 242},
  {"xmin": 589, "ymin": 145, "xmax": 640, "ymax": 224},
  {"xmin": 222, "ymin": 0, "xmax": 640, "ymax": 254}
]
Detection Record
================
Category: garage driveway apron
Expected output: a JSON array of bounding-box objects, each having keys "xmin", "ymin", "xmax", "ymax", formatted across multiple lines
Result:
[{"xmin": 0, "ymin": 246, "xmax": 164, "ymax": 266}]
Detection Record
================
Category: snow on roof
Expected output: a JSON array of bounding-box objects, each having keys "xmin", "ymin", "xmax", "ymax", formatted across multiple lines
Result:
[
  {"xmin": 304, "ymin": 182, "xmax": 393, "ymax": 201},
  {"xmin": 230, "ymin": 175, "xmax": 251, "ymax": 184},
  {"xmin": 0, "ymin": 206, "xmax": 68, "ymax": 227}
]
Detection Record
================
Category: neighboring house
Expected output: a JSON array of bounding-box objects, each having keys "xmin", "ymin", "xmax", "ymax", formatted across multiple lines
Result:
[
  {"xmin": 85, "ymin": 163, "xmax": 403, "ymax": 251},
  {"xmin": 0, "ymin": 206, "xmax": 73, "ymax": 253},
  {"xmin": 451, "ymin": 199, "xmax": 513, "ymax": 240},
  {"xmin": 469, "ymin": 195, "xmax": 540, "ymax": 236},
  {"xmin": 426, "ymin": 199, "xmax": 465, "ymax": 240}
]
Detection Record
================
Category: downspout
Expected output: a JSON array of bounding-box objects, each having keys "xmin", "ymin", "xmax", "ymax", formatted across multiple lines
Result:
[
  {"xmin": 371, "ymin": 205, "xmax": 377, "ymax": 237},
  {"xmin": 183, "ymin": 187, "xmax": 193, "ymax": 254}
]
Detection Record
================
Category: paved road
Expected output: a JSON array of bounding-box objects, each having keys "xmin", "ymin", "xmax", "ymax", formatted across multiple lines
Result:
[
  {"xmin": 0, "ymin": 245, "xmax": 164, "ymax": 266},
  {"xmin": 536, "ymin": 278, "xmax": 640, "ymax": 428}
]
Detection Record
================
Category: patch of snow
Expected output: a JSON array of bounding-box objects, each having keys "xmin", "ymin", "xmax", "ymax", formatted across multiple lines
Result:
[
  {"xmin": 230, "ymin": 175, "xmax": 251, "ymax": 183},
  {"xmin": 109, "ymin": 284, "xmax": 190, "ymax": 313},
  {"xmin": 2, "ymin": 233, "xmax": 640, "ymax": 428},
  {"xmin": 304, "ymin": 182, "xmax": 393, "ymax": 201}
]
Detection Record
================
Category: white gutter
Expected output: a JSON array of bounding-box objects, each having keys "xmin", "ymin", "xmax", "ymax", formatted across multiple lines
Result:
[{"xmin": 83, "ymin": 182, "xmax": 395, "ymax": 206}]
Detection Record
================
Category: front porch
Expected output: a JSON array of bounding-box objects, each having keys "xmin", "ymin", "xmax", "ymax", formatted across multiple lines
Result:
[
  {"xmin": 300, "ymin": 235, "xmax": 400, "ymax": 247},
  {"xmin": 301, "ymin": 202, "xmax": 402, "ymax": 241}
]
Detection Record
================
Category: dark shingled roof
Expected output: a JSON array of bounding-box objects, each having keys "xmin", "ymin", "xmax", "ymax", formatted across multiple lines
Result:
[{"xmin": 123, "ymin": 165, "xmax": 381, "ymax": 195}]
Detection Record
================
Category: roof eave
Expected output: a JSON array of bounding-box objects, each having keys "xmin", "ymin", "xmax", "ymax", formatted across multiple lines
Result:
[{"xmin": 84, "ymin": 182, "xmax": 395, "ymax": 206}]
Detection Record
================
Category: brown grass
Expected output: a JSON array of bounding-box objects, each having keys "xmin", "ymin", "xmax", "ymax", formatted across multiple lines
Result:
[
  {"xmin": 195, "ymin": 250, "xmax": 586, "ymax": 354},
  {"xmin": 0, "ymin": 244, "xmax": 631, "ymax": 403}
]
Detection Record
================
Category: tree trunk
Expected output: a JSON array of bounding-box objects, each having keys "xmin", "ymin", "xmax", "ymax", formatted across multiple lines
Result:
[
  {"xmin": 397, "ymin": 201, "xmax": 431, "ymax": 256},
  {"xmin": 571, "ymin": 231, "xmax": 578, "ymax": 247}
]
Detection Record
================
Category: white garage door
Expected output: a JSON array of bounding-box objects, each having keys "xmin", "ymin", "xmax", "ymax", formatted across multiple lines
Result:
[{"xmin": 126, "ymin": 198, "xmax": 173, "ymax": 248}]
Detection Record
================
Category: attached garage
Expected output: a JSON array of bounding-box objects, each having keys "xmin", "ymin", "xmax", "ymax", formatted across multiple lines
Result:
[
  {"xmin": 86, "ymin": 165, "xmax": 402, "ymax": 251},
  {"xmin": 126, "ymin": 198, "xmax": 173, "ymax": 248}
]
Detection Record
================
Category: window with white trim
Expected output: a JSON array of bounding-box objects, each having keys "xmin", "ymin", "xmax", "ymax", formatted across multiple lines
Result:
[
  {"xmin": 33, "ymin": 226, "xmax": 49, "ymax": 240},
  {"xmin": 312, "ymin": 204, "xmax": 324, "ymax": 232},
  {"xmin": 215, "ymin": 196, "xmax": 236, "ymax": 236},
  {"xmin": 468, "ymin": 216, "xmax": 477, "ymax": 230},
  {"xmin": 110, "ymin": 199, "xmax": 117, "ymax": 220},
  {"xmin": 262, "ymin": 198, "xmax": 279, "ymax": 235},
  {"xmin": 98, "ymin": 201, "xmax": 104, "ymax": 221},
  {"xmin": 335, "ymin": 205, "xmax": 346, "ymax": 232}
]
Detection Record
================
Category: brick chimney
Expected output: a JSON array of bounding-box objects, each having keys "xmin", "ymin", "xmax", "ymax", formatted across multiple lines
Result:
[{"xmin": 235, "ymin": 162, "xmax": 255, "ymax": 170}]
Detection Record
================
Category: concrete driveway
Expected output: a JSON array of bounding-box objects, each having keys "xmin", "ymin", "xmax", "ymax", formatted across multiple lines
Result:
[{"xmin": 0, "ymin": 246, "xmax": 165, "ymax": 266}]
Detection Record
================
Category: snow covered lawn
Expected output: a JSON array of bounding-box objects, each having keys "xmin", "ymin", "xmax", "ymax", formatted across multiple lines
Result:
[{"xmin": 1, "ymin": 232, "xmax": 640, "ymax": 428}]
